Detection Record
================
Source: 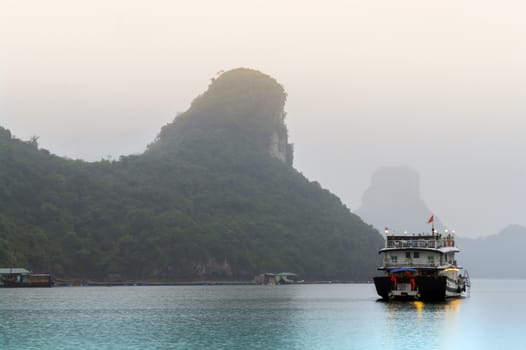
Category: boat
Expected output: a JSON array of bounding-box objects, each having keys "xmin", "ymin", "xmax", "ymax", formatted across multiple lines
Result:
[
  {"xmin": 0, "ymin": 268, "xmax": 54, "ymax": 288},
  {"xmin": 373, "ymin": 227, "xmax": 470, "ymax": 301}
]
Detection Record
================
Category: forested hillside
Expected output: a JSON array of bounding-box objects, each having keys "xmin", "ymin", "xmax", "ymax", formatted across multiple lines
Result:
[{"xmin": 0, "ymin": 68, "xmax": 383, "ymax": 281}]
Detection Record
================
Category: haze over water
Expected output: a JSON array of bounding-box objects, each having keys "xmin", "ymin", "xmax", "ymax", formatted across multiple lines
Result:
[{"xmin": 0, "ymin": 281, "xmax": 523, "ymax": 349}]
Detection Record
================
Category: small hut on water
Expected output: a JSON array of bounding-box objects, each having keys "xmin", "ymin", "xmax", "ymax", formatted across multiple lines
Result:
[{"xmin": 255, "ymin": 272, "xmax": 301, "ymax": 285}]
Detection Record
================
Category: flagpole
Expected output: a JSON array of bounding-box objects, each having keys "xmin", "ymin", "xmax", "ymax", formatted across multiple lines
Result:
[{"xmin": 427, "ymin": 215, "xmax": 435, "ymax": 236}]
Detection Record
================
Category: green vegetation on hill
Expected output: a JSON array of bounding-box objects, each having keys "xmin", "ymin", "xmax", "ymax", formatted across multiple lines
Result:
[{"xmin": 0, "ymin": 68, "xmax": 383, "ymax": 281}]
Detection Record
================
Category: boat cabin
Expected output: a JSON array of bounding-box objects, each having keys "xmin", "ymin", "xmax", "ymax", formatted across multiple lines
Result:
[{"xmin": 380, "ymin": 234, "xmax": 460, "ymax": 270}]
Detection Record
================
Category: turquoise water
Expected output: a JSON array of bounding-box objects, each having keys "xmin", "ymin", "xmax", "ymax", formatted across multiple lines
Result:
[{"xmin": 0, "ymin": 280, "xmax": 524, "ymax": 349}]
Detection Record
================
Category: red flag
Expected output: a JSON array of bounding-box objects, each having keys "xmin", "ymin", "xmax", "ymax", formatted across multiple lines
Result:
[{"xmin": 427, "ymin": 215, "xmax": 434, "ymax": 224}]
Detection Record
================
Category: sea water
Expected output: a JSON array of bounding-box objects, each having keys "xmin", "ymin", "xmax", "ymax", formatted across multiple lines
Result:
[{"xmin": 0, "ymin": 280, "xmax": 524, "ymax": 349}]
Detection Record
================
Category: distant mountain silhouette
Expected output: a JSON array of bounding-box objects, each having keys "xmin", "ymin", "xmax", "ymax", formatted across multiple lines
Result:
[
  {"xmin": 355, "ymin": 166, "xmax": 444, "ymax": 234},
  {"xmin": 456, "ymin": 225, "xmax": 526, "ymax": 278}
]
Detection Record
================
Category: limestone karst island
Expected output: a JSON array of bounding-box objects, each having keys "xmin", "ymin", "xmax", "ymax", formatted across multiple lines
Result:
[{"xmin": 0, "ymin": 68, "xmax": 384, "ymax": 284}]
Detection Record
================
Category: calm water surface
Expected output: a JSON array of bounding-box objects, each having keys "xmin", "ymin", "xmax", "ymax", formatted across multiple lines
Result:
[{"xmin": 0, "ymin": 280, "xmax": 524, "ymax": 349}]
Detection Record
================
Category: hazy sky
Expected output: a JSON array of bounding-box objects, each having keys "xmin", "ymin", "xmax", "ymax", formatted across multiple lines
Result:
[{"xmin": 2, "ymin": 0, "xmax": 525, "ymax": 237}]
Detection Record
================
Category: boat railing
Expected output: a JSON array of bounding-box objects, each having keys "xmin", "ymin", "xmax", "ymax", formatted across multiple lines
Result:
[
  {"xmin": 384, "ymin": 262, "xmax": 439, "ymax": 268},
  {"xmin": 385, "ymin": 238, "xmax": 455, "ymax": 249}
]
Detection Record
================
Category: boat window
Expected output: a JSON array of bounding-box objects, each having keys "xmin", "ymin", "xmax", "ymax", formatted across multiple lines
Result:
[
  {"xmin": 391, "ymin": 256, "xmax": 398, "ymax": 263},
  {"xmin": 413, "ymin": 252, "xmax": 420, "ymax": 258},
  {"xmin": 405, "ymin": 252, "xmax": 411, "ymax": 259}
]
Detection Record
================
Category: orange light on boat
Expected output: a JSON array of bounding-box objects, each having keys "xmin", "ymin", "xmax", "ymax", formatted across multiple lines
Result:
[{"xmin": 444, "ymin": 268, "xmax": 459, "ymax": 272}]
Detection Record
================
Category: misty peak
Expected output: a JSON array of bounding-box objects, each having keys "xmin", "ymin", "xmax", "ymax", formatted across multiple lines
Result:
[
  {"xmin": 363, "ymin": 166, "xmax": 420, "ymax": 203},
  {"xmin": 147, "ymin": 68, "xmax": 293, "ymax": 165},
  {"xmin": 356, "ymin": 166, "xmax": 444, "ymax": 233}
]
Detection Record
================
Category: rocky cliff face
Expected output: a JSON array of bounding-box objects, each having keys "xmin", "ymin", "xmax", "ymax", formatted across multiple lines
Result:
[
  {"xmin": 192, "ymin": 258, "xmax": 233, "ymax": 278},
  {"xmin": 269, "ymin": 123, "xmax": 293, "ymax": 165}
]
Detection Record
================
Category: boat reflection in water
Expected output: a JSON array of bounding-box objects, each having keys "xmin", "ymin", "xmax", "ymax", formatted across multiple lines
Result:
[
  {"xmin": 385, "ymin": 298, "xmax": 462, "ymax": 317},
  {"xmin": 380, "ymin": 298, "xmax": 464, "ymax": 348}
]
